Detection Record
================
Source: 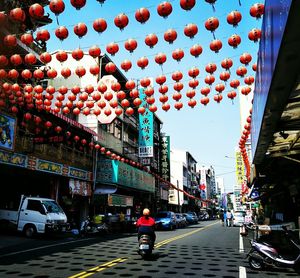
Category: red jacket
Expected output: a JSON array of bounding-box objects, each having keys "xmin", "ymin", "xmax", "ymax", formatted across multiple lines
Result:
[{"xmin": 136, "ymin": 216, "xmax": 155, "ymax": 227}]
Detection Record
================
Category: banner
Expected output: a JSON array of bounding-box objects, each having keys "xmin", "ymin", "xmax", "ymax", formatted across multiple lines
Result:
[
  {"xmin": 235, "ymin": 151, "xmax": 245, "ymax": 185},
  {"xmin": 138, "ymin": 88, "xmax": 153, "ymax": 157},
  {"xmin": 160, "ymin": 136, "xmax": 170, "ymax": 182}
]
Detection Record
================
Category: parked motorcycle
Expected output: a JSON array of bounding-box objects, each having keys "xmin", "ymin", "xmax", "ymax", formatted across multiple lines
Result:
[
  {"xmin": 80, "ymin": 217, "xmax": 108, "ymax": 237},
  {"xmin": 138, "ymin": 234, "xmax": 153, "ymax": 259},
  {"xmin": 247, "ymin": 225, "xmax": 300, "ymax": 273}
]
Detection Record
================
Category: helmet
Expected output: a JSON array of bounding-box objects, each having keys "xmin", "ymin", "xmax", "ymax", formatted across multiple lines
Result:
[{"xmin": 143, "ymin": 208, "xmax": 150, "ymax": 216}]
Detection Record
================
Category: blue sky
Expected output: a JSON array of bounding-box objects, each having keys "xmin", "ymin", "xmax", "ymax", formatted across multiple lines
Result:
[{"xmin": 43, "ymin": 0, "xmax": 263, "ymax": 191}]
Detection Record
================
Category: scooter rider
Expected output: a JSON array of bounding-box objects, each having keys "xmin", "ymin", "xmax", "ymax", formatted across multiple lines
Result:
[{"xmin": 136, "ymin": 208, "xmax": 156, "ymax": 247}]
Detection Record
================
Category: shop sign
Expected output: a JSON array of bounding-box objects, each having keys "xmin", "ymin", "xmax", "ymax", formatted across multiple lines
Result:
[
  {"xmin": 69, "ymin": 179, "xmax": 91, "ymax": 196},
  {"xmin": 36, "ymin": 159, "xmax": 62, "ymax": 174},
  {"xmin": 96, "ymin": 159, "xmax": 155, "ymax": 193},
  {"xmin": 69, "ymin": 167, "xmax": 88, "ymax": 180},
  {"xmin": 160, "ymin": 136, "xmax": 170, "ymax": 182},
  {"xmin": 33, "ymin": 135, "xmax": 64, "ymax": 144},
  {"xmin": 0, "ymin": 149, "xmax": 27, "ymax": 167},
  {"xmin": 235, "ymin": 151, "xmax": 245, "ymax": 185},
  {"xmin": 138, "ymin": 88, "xmax": 153, "ymax": 158},
  {"xmin": 0, "ymin": 112, "xmax": 17, "ymax": 152},
  {"xmin": 108, "ymin": 194, "xmax": 133, "ymax": 207}
]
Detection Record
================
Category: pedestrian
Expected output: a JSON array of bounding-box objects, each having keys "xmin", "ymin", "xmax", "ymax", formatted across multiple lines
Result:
[
  {"xmin": 223, "ymin": 210, "xmax": 227, "ymax": 227},
  {"xmin": 226, "ymin": 210, "xmax": 233, "ymax": 227},
  {"xmin": 219, "ymin": 210, "xmax": 224, "ymax": 226}
]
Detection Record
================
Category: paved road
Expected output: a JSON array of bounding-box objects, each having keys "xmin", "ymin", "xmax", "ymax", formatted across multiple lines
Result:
[{"xmin": 0, "ymin": 221, "xmax": 298, "ymax": 277}]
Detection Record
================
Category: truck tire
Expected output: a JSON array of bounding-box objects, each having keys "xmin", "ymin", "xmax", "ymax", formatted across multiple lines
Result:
[{"xmin": 23, "ymin": 224, "xmax": 36, "ymax": 238}]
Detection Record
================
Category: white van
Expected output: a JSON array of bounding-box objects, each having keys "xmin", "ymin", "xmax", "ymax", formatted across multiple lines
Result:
[{"xmin": 0, "ymin": 196, "xmax": 68, "ymax": 237}]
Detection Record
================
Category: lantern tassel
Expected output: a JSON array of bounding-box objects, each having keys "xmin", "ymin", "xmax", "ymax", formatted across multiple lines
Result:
[
  {"xmin": 212, "ymin": 4, "xmax": 216, "ymax": 12},
  {"xmin": 56, "ymin": 15, "xmax": 60, "ymax": 25},
  {"xmin": 238, "ymin": 0, "xmax": 241, "ymax": 6},
  {"xmin": 212, "ymin": 32, "xmax": 216, "ymax": 40}
]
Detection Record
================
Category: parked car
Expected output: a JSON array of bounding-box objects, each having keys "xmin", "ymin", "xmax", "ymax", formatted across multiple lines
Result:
[
  {"xmin": 155, "ymin": 211, "xmax": 177, "ymax": 230},
  {"xmin": 175, "ymin": 213, "xmax": 187, "ymax": 228},
  {"xmin": 198, "ymin": 210, "xmax": 209, "ymax": 221},
  {"xmin": 233, "ymin": 211, "xmax": 246, "ymax": 227},
  {"xmin": 183, "ymin": 212, "xmax": 198, "ymax": 224}
]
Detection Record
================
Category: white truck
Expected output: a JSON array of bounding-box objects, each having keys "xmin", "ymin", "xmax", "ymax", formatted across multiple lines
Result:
[{"xmin": 0, "ymin": 195, "xmax": 68, "ymax": 237}]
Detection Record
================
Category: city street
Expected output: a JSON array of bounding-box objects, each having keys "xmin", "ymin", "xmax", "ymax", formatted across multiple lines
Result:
[{"xmin": 0, "ymin": 221, "xmax": 298, "ymax": 278}]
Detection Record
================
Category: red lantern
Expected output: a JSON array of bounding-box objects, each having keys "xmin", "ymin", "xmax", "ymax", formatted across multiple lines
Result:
[
  {"xmin": 49, "ymin": 0, "xmax": 65, "ymax": 16},
  {"xmin": 174, "ymin": 102, "xmax": 183, "ymax": 110},
  {"xmin": 84, "ymin": 85, "xmax": 94, "ymax": 95},
  {"xmin": 0, "ymin": 12, "xmax": 6, "ymax": 25},
  {"xmin": 230, "ymin": 79, "xmax": 240, "ymax": 88},
  {"xmin": 248, "ymin": 28, "xmax": 261, "ymax": 42},
  {"xmin": 121, "ymin": 60, "xmax": 132, "ymax": 72},
  {"xmin": 215, "ymin": 83, "xmax": 225, "ymax": 93},
  {"xmin": 180, "ymin": 0, "xmax": 196, "ymax": 10},
  {"xmin": 21, "ymin": 33, "xmax": 34, "ymax": 46},
  {"xmin": 159, "ymin": 95, "xmax": 168, "ymax": 103},
  {"xmin": 0, "ymin": 69, "xmax": 7, "ymax": 79},
  {"xmin": 8, "ymin": 69, "xmax": 19, "ymax": 79},
  {"xmin": 125, "ymin": 80, "xmax": 136, "ymax": 90},
  {"xmin": 71, "ymin": 0, "xmax": 86, "ymax": 10},
  {"xmin": 201, "ymin": 87, "xmax": 210, "ymax": 96},
  {"xmin": 156, "ymin": 75, "xmax": 167, "ymax": 85},
  {"xmin": 114, "ymin": 13, "xmax": 129, "ymax": 31},
  {"xmin": 205, "ymin": 17, "xmax": 219, "ymax": 37},
  {"xmin": 221, "ymin": 58, "xmax": 233, "ymax": 71},
  {"xmin": 159, "ymin": 85, "xmax": 168, "ymax": 94},
  {"xmin": 145, "ymin": 33, "xmax": 158, "ymax": 48},
  {"xmin": 75, "ymin": 66, "xmax": 86, "ymax": 78},
  {"xmin": 137, "ymin": 57, "xmax": 149, "ymax": 69},
  {"xmin": 172, "ymin": 71, "xmax": 183, "ymax": 82},
  {"xmin": 135, "ymin": 8, "xmax": 150, "ymax": 24},
  {"xmin": 157, "ymin": 2, "xmax": 173, "ymax": 18},
  {"xmin": 149, "ymin": 105, "xmax": 157, "ymax": 113},
  {"xmin": 71, "ymin": 48, "xmax": 83, "ymax": 61},
  {"xmin": 241, "ymin": 86, "xmax": 251, "ymax": 95},
  {"xmin": 36, "ymin": 29, "xmax": 50, "ymax": 42},
  {"xmin": 220, "ymin": 71, "xmax": 230, "ymax": 82},
  {"xmin": 162, "ymin": 103, "xmax": 171, "ymax": 111},
  {"xmin": 106, "ymin": 42, "xmax": 119, "ymax": 56},
  {"xmin": 74, "ymin": 23, "xmax": 88, "ymax": 38},
  {"xmin": 105, "ymin": 62, "xmax": 116, "ymax": 73},
  {"xmin": 93, "ymin": 18, "xmax": 107, "ymax": 33},
  {"xmin": 174, "ymin": 83, "xmax": 183, "ymax": 92},
  {"xmin": 121, "ymin": 99, "xmax": 130, "ymax": 108},
  {"xmin": 252, "ymin": 64, "xmax": 257, "ymax": 72},
  {"xmin": 250, "ymin": 3, "xmax": 264, "ymax": 19},
  {"xmin": 124, "ymin": 39, "xmax": 137, "ymax": 53},
  {"xmin": 10, "ymin": 54, "xmax": 22, "ymax": 66},
  {"xmin": 111, "ymin": 82, "xmax": 121, "ymax": 92},
  {"xmin": 89, "ymin": 45, "xmax": 101, "ymax": 58},
  {"xmin": 172, "ymin": 49, "xmax": 184, "ymax": 62},
  {"xmin": 200, "ymin": 97, "xmax": 210, "ymax": 106},
  {"xmin": 3, "ymin": 35, "xmax": 17, "ymax": 47},
  {"xmin": 154, "ymin": 53, "xmax": 166, "ymax": 66},
  {"xmin": 0, "ymin": 55, "xmax": 8, "ymax": 67},
  {"xmin": 190, "ymin": 44, "xmax": 203, "ymax": 58},
  {"xmin": 204, "ymin": 75, "xmax": 215, "ymax": 86},
  {"xmin": 210, "ymin": 39, "xmax": 222, "ymax": 53},
  {"xmin": 33, "ymin": 69, "xmax": 44, "ymax": 79},
  {"xmin": 129, "ymin": 89, "xmax": 139, "ymax": 98},
  {"xmin": 227, "ymin": 11, "xmax": 242, "ymax": 27},
  {"xmin": 97, "ymin": 83, "xmax": 107, "ymax": 93},
  {"xmin": 186, "ymin": 90, "xmax": 196, "ymax": 98},
  {"xmin": 133, "ymin": 98, "xmax": 142, "ymax": 106},
  {"xmin": 29, "ymin": 4, "xmax": 45, "ymax": 19},
  {"xmin": 188, "ymin": 79, "xmax": 199, "ymax": 89},
  {"xmin": 236, "ymin": 66, "xmax": 247, "ymax": 77},
  {"xmin": 104, "ymin": 108, "xmax": 112, "ymax": 116},
  {"xmin": 90, "ymin": 65, "xmax": 100, "ymax": 76},
  {"xmin": 24, "ymin": 53, "xmax": 37, "ymax": 65},
  {"xmin": 240, "ymin": 53, "xmax": 252, "ymax": 65},
  {"xmin": 21, "ymin": 69, "xmax": 32, "ymax": 80},
  {"xmin": 228, "ymin": 34, "xmax": 241, "ymax": 48},
  {"xmin": 145, "ymin": 87, "xmax": 154, "ymax": 97},
  {"xmin": 227, "ymin": 91, "xmax": 237, "ymax": 100},
  {"xmin": 138, "ymin": 107, "xmax": 146, "ymax": 115},
  {"xmin": 55, "ymin": 26, "xmax": 69, "ymax": 41},
  {"xmin": 40, "ymin": 52, "xmax": 52, "ymax": 64},
  {"xmin": 188, "ymin": 99, "xmax": 197, "ymax": 108},
  {"xmin": 125, "ymin": 107, "xmax": 134, "ymax": 116},
  {"xmin": 140, "ymin": 78, "xmax": 151, "ymax": 88},
  {"xmin": 184, "ymin": 23, "xmax": 198, "ymax": 39},
  {"xmin": 205, "ymin": 63, "xmax": 217, "ymax": 74},
  {"xmin": 56, "ymin": 50, "xmax": 68, "ymax": 63},
  {"xmin": 9, "ymin": 8, "xmax": 26, "ymax": 22},
  {"xmin": 244, "ymin": 76, "xmax": 255, "ymax": 85},
  {"xmin": 164, "ymin": 29, "xmax": 177, "ymax": 44},
  {"xmin": 213, "ymin": 94, "xmax": 223, "ymax": 103}
]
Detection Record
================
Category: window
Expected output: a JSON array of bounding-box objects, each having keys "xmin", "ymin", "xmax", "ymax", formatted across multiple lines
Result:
[{"xmin": 27, "ymin": 200, "xmax": 45, "ymax": 214}]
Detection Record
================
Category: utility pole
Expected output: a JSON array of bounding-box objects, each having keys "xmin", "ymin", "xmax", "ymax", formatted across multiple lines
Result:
[{"xmin": 177, "ymin": 180, "xmax": 181, "ymax": 213}]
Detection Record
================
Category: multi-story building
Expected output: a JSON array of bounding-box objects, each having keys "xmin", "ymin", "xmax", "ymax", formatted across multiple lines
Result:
[{"xmin": 198, "ymin": 165, "xmax": 217, "ymax": 208}]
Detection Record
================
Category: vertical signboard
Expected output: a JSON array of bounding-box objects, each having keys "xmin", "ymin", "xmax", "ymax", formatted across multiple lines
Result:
[
  {"xmin": 138, "ymin": 88, "xmax": 153, "ymax": 157},
  {"xmin": 160, "ymin": 136, "xmax": 170, "ymax": 182},
  {"xmin": 235, "ymin": 151, "xmax": 245, "ymax": 185},
  {"xmin": 200, "ymin": 167, "xmax": 207, "ymax": 199}
]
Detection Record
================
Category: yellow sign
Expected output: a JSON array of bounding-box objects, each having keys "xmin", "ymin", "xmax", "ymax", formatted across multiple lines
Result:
[{"xmin": 235, "ymin": 151, "xmax": 245, "ymax": 185}]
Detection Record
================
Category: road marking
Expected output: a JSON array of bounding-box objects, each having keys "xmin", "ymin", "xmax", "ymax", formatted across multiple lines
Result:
[
  {"xmin": 0, "ymin": 237, "xmax": 94, "ymax": 258},
  {"xmin": 239, "ymin": 266, "xmax": 247, "ymax": 278},
  {"xmin": 239, "ymin": 226, "xmax": 244, "ymax": 253},
  {"xmin": 68, "ymin": 257, "xmax": 127, "ymax": 278}
]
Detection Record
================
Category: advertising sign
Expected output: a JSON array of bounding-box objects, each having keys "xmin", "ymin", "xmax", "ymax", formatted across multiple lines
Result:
[
  {"xmin": 160, "ymin": 136, "xmax": 170, "ymax": 182},
  {"xmin": 0, "ymin": 113, "xmax": 16, "ymax": 151},
  {"xmin": 200, "ymin": 167, "xmax": 207, "ymax": 199},
  {"xmin": 235, "ymin": 151, "xmax": 245, "ymax": 185},
  {"xmin": 138, "ymin": 88, "xmax": 153, "ymax": 157}
]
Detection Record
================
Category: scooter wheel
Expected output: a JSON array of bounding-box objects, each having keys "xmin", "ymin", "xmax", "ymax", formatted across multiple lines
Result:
[{"xmin": 248, "ymin": 251, "xmax": 264, "ymax": 270}]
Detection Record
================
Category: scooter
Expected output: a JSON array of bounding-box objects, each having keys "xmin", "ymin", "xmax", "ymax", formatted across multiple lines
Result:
[
  {"xmin": 138, "ymin": 234, "xmax": 153, "ymax": 259},
  {"xmin": 80, "ymin": 217, "xmax": 108, "ymax": 237},
  {"xmin": 247, "ymin": 225, "xmax": 300, "ymax": 272}
]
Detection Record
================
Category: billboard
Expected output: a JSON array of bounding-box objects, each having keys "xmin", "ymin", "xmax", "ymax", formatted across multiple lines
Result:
[{"xmin": 160, "ymin": 135, "xmax": 170, "ymax": 182}]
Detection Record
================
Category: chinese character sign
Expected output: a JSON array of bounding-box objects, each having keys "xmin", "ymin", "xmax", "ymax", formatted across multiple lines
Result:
[
  {"xmin": 235, "ymin": 151, "xmax": 245, "ymax": 185},
  {"xmin": 160, "ymin": 136, "xmax": 170, "ymax": 182},
  {"xmin": 138, "ymin": 88, "xmax": 153, "ymax": 157}
]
